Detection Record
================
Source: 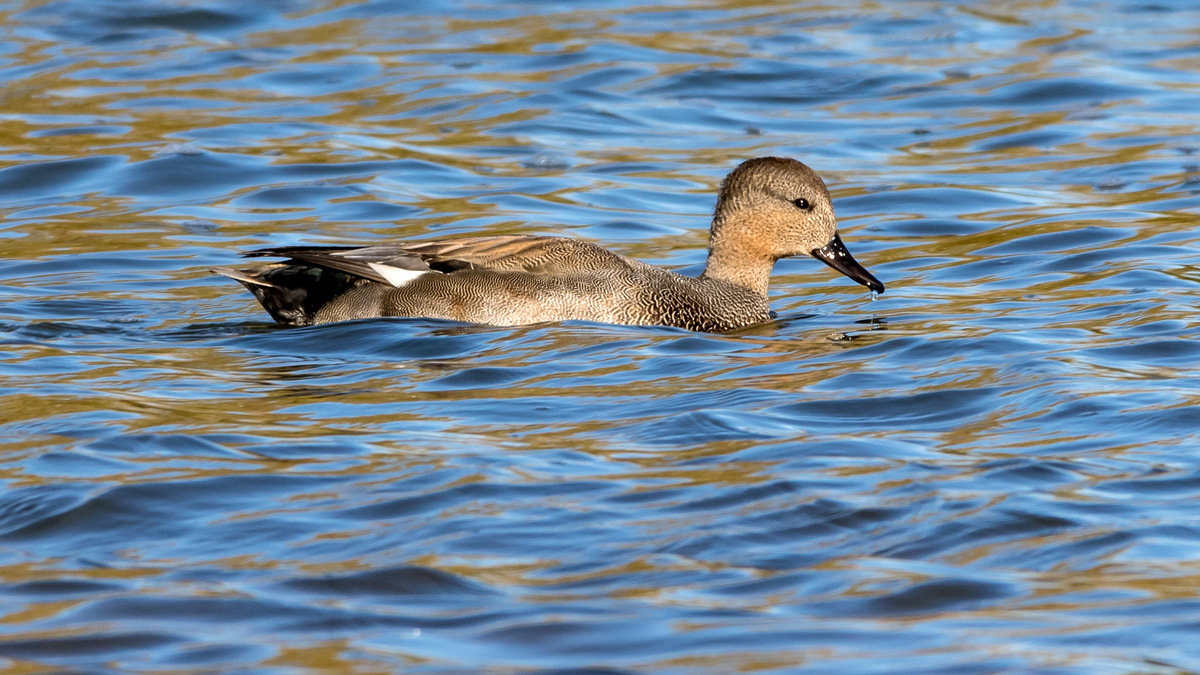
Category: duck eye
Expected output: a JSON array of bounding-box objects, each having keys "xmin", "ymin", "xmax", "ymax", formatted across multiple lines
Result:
[{"xmin": 792, "ymin": 198, "xmax": 811, "ymax": 210}]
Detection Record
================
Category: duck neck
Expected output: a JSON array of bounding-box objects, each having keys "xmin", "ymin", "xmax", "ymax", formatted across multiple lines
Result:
[{"xmin": 700, "ymin": 224, "xmax": 776, "ymax": 298}]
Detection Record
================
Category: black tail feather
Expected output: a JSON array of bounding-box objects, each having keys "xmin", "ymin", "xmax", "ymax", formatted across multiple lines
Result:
[{"xmin": 212, "ymin": 264, "xmax": 358, "ymax": 326}]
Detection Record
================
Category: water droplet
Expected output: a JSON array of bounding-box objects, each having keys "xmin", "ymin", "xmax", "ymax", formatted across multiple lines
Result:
[{"xmin": 870, "ymin": 290, "xmax": 879, "ymax": 301}]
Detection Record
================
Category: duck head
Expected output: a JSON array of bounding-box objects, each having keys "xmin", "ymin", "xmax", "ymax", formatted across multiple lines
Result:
[{"xmin": 705, "ymin": 156, "xmax": 884, "ymax": 295}]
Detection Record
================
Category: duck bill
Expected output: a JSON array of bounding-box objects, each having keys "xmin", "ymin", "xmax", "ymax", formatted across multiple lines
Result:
[{"xmin": 810, "ymin": 234, "xmax": 885, "ymax": 294}]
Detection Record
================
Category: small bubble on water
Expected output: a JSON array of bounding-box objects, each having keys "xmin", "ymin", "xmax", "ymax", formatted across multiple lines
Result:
[
  {"xmin": 521, "ymin": 153, "xmax": 569, "ymax": 170},
  {"xmin": 180, "ymin": 219, "xmax": 218, "ymax": 233}
]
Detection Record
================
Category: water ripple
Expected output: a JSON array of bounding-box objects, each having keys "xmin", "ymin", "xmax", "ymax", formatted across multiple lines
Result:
[{"xmin": 0, "ymin": 1, "xmax": 1198, "ymax": 673}]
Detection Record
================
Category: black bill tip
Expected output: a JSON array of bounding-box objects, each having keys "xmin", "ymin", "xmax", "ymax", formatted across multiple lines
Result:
[{"xmin": 810, "ymin": 234, "xmax": 885, "ymax": 294}]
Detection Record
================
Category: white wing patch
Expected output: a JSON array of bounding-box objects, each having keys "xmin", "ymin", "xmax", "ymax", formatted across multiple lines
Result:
[{"xmin": 368, "ymin": 262, "xmax": 427, "ymax": 287}]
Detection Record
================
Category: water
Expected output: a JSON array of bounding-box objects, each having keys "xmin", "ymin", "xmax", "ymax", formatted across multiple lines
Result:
[{"xmin": 1, "ymin": 0, "xmax": 1199, "ymax": 672}]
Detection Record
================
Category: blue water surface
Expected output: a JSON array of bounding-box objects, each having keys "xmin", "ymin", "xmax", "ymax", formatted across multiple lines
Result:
[{"xmin": 1, "ymin": 1, "xmax": 1200, "ymax": 673}]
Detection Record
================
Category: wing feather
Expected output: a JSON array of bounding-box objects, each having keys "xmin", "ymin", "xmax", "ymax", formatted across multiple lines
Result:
[
  {"xmin": 242, "ymin": 235, "xmax": 629, "ymax": 285},
  {"xmin": 244, "ymin": 245, "xmax": 430, "ymax": 286},
  {"xmin": 398, "ymin": 235, "xmax": 629, "ymax": 274}
]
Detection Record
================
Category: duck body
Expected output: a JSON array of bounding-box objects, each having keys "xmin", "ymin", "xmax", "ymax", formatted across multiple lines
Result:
[
  {"xmin": 215, "ymin": 157, "xmax": 884, "ymax": 333},
  {"xmin": 222, "ymin": 236, "xmax": 773, "ymax": 332}
]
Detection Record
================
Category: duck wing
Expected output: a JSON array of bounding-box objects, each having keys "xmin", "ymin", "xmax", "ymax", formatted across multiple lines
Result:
[
  {"xmin": 402, "ymin": 235, "xmax": 634, "ymax": 274},
  {"xmin": 243, "ymin": 245, "xmax": 432, "ymax": 286},
  {"xmin": 244, "ymin": 235, "xmax": 631, "ymax": 287}
]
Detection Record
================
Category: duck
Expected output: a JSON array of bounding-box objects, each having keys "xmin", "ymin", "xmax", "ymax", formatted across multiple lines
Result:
[{"xmin": 213, "ymin": 156, "xmax": 884, "ymax": 333}]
